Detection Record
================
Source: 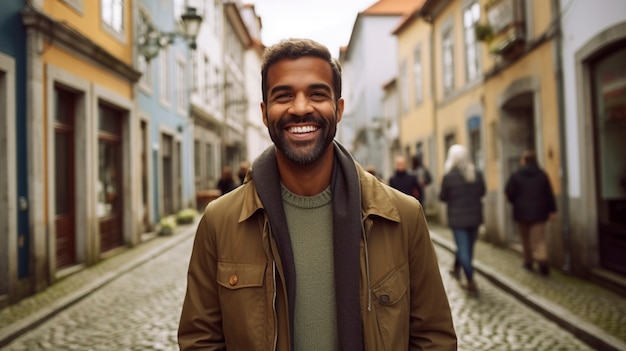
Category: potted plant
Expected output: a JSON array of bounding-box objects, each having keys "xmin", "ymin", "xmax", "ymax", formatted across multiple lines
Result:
[
  {"xmin": 159, "ymin": 215, "xmax": 177, "ymax": 235},
  {"xmin": 475, "ymin": 23, "xmax": 494, "ymax": 42},
  {"xmin": 176, "ymin": 208, "xmax": 198, "ymax": 225}
]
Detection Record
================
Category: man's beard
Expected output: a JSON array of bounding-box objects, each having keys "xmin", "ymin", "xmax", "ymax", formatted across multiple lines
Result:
[{"xmin": 266, "ymin": 112, "xmax": 337, "ymax": 166}]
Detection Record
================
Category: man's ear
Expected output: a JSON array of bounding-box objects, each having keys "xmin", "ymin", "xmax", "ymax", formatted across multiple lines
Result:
[
  {"xmin": 335, "ymin": 98, "xmax": 344, "ymax": 123},
  {"xmin": 261, "ymin": 102, "xmax": 268, "ymax": 127}
]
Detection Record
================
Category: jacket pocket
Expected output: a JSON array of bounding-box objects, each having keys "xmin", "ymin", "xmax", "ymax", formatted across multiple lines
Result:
[
  {"xmin": 371, "ymin": 262, "xmax": 410, "ymax": 350},
  {"xmin": 217, "ymin": 262, "xmax": 269, "ymax": 350},
  {"xmin": 217, "ymin": 261, "xmax": 266, "ymax": 289}
]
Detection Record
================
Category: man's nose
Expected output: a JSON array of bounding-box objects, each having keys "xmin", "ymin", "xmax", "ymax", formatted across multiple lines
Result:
[{"xmin": 289, "ymin": 93, "xmax": 314, "ymax": 115}]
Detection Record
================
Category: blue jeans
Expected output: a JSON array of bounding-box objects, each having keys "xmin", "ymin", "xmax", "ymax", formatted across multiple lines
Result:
[{"xmin": 452, "ymin": 227, "xmax": 479, "ymax": 282}]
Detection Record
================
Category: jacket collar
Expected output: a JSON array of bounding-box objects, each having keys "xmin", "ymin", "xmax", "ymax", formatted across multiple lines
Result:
[{"xmin": 239, "ymin": 154, "xmax": 401, "ymax": 225}]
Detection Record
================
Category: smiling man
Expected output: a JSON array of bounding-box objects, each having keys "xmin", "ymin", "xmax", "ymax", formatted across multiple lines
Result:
[{"xmin": 178, "ymin": 38, "xmax": 457, "ymax": 351}]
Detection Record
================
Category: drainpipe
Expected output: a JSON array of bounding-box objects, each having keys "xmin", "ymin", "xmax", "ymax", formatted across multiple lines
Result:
[{"xmin": 552, "ymin": 0, "xmax": 571, "ymax": 274}]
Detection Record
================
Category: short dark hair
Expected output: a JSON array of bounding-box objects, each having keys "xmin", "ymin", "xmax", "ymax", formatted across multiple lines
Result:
[
  {"xmin": 260, "ymin": 38, "xmax": 342, "ymax": 104},
  {"xmin": 521, "ymin": 150, "xmax": 537, "ymax": 165}
]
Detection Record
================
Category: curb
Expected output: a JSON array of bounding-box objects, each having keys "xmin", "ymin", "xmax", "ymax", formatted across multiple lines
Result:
[
  {"xmin": 0, "ymin": 225, "xmax": 197, "ymax": 348},
  {"xmin": 429, "ymin": 229, "xmax": 626, "ymax": 351}
]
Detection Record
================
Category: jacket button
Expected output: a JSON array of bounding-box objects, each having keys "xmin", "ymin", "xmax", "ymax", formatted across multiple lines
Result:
[
  {"xmin": 229, "ymin": 275, "xmax": 238, "ymax": 286},
  {"xmin": 380, "ymin": 294, "xmax": 390, "ymax": 303}
]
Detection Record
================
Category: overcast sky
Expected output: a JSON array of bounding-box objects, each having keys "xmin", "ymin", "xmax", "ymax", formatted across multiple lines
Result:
[{"xmin": 252, "ymin": 0, "xmax": 377, "ymax": 57}]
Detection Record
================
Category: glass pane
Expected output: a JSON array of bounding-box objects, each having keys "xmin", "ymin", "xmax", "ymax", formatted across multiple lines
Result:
[
  {"xmin": 55, "ymin": 132, "xmax": 70, "ymax": 214},
  {"xmin": 593, "ymin": 47, "xmax": 626, "ymax": 201},
  {"xmin": 98, "ymin": 141, "xmax": 121, "ymax": 217},
  {"xmin": 55, "ymin": 89, "xmax": 74, "ymax": 124},
  {"xmin": 98, "ymin": 104, "xmax": 121, "ymax": 134}
]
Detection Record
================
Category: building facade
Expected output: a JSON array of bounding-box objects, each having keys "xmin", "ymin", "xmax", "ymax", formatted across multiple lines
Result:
[
  {"xmin": 136, "ymin": 0, "xmax": 195, "ymax": 229},
  {"xmin": 339, "ymin": 0, "xmax": 420, "ymax": 180},
  {"xmin": 0, "ymin": 0, "xmax": 26, "ymax": 306},
  {"xmin": 393, "ymin": 4, "xmax": 438, "ymax": 212},
  {"xmin": 12, "ymin": 0, "xmax": 142, "ymax": 303},
  {"xmin": 418, "ymin": 0, "xmax": 563, "ymax": 266},
  {"xmin": 559, "ymin": 0, "xmax": 626, "ymax": 283}
]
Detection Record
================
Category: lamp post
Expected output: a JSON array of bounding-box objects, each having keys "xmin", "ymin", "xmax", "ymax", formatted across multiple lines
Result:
[{"xmin": 138, "ymin": 6, "xmax": 203, "ymax": 62}]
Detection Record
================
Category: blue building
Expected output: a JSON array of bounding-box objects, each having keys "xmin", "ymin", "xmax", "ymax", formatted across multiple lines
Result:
[
  {"xmin": 136, "ymin": 0, "xmax": 197, "ymax": 230},
  {"xmin": 0, "ymin": 0, "xmax": 29, "ymax": 307}
]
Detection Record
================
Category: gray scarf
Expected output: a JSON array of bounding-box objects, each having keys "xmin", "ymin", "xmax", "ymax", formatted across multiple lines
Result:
[{"xmin": 252, "ymin": 140, "xmax": 364, "ymax": 351}]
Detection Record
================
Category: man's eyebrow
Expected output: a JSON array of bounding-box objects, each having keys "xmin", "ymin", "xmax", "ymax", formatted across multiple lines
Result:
[
  {"xmin": 309, "ymin": 83, "xmax": 332, "ymax": 93},
  {"xmin": 269, "ymin": 85, "xmax": 291, "ymax": 96}
]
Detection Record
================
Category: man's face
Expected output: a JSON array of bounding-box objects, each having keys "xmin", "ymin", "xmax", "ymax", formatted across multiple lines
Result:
[{"xmin": 261, "ymin": 57, "xmax": 344, "ymax": 166}]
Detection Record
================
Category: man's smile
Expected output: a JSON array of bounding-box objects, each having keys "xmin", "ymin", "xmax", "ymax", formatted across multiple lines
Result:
[{"xmin": 287, "ymin": 124, "xmax": 319, "ymax": 134}]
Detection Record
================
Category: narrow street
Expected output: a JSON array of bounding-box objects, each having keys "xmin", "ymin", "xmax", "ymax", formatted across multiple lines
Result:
[{"xmin": 2, "ymin": 234, "xmax": 594, "ymax": 351}]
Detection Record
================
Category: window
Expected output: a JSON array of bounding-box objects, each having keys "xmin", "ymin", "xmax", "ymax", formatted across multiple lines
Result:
[
  {"xmin": 444, "ymin": 133, "xmax": 456, "ymax": 159},
  {"xmin": 192, "ymin": 52, "xmax": 199, "ymax": 93},
  {"xmin": 413, "ymin": 45, "xmax": 423, "ymax": 105},
  {"xmin": 101, "ymin": 0, "xmax": 124, "ymax": 33},
  {"xmin": 138, "ymin": 55, "xmax": 152, "ymax": 91},
  {"xmin": 463, "ymin": 2, "xmax": 481, "ymax": 82},
  {"xmin": 176, "ymin": 57, "xmax": 186, "ymax": 113},
  {"xmin": 206, "ymin": 143, "xmax": 214, "ymax": 184},
  {"xmin": 442, "ymin": 27, "xmax": 454, "ymax": 95},
  {"xmin": 400, "ymin": 60, "xmax": 409, "ymax": 113},
  {"xmin": 204, "ymin": 56, "xmax": 210, "ymax": 104},
  {"xmin": 159, "ymin": 46, "xmax": 170, "ymax": 106}
]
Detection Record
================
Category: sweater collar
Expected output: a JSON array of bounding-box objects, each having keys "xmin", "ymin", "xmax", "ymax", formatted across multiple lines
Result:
[{"xmin": 252, "ymin": 140, "xmax": 364, "ymax": 351}]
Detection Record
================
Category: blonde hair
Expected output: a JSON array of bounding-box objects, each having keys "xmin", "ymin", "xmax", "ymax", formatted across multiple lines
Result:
[{"xmin": 444, "ymin": 144, "xmax": 476, "ymax": 182}]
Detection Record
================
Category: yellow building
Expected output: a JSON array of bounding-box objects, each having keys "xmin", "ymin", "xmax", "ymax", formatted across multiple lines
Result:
[
  {"xmin": 419, "ymin": 0, "xmax": 563, "ymax": 258},
  {"xmin": 22, "ymin": 0, "xmax": 141, "ymax": 294},
  {"xmin": 392, "ymin": 2, "xmax": 439, "ymax": 213}
]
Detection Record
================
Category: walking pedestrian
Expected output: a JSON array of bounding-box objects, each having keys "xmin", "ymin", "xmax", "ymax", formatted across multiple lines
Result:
[
  {"xmin": 237, "ymin": 160, "xmax": 250, "ymax": 185},
  {"xmin": 178, "ymin": 38, "xmax": 456, "ymax": 350},
  {"xmin": 389, "ymin": 155, "xmax": 423, "ymax": 203},
  {"xmin": 439, "ymin": 144, "xmax": 486, "ymax": 295},
  {"xmin": 217, "ymin": 165, "xmax": 236, "ymax": 195},
  {"xmin": 411, "ymin": 154, "xmax": 432, "ymax": 203},
  {"xmin": 505, "ymin": 150, "xmax": 557, "ymax": 276}
]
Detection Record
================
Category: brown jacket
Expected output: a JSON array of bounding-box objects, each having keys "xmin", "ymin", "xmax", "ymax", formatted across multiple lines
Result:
[{"xmin": 178, "ymin": 160, "xmax": 456, "ymax": 350}]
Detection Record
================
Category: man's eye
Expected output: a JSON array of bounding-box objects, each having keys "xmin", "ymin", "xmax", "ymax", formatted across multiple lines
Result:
[
  {"xmin": 311, "ymin": 92, "xmax": 329, "ymax": 99},
  {"xmin": 274, "ymin": 93, "xmax": 291, "ymax": 100}
]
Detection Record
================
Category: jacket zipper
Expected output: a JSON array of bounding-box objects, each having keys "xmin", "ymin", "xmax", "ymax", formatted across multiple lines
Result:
[{"xmin": 272, "ymin": 260, "xmax": 278, "ymax": 350}]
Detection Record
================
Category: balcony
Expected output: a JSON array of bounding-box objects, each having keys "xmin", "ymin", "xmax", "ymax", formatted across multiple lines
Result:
[{"xmin": 483, "ymin": 0, "xmax": 527, "ymax": 56}]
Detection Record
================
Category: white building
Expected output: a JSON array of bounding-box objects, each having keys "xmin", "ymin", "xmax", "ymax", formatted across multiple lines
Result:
[
  {"xmin": 559, "ymin": 0, "xmax": 626, "ymax": 281},
  {"xmin": 339, "ymin": 0, "xmax": 419, "ymax": 178}
]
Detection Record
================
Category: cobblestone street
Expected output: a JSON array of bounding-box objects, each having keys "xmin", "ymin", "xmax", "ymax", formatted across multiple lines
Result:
[{"xmin": 1, "ymin": 234, "xmax": 595, "ymax": 351}]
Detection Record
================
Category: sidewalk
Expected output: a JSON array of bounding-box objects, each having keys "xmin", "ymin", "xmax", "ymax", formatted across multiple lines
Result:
[
  {"xmin": 0, "ymin": 221, "xmax": 198, "ymax": 348},
  {"xmin": 1, "ymin": 220, "xmax": 625, "ymax": 350},
  {"xmin": 428, "ymin": 222, "xmax": 626, "ymax": 351}
]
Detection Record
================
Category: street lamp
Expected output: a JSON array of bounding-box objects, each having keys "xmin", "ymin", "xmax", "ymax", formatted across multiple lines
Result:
[{"xmin": 138, "ymin": 6, "xmax": 203, "ymax": 62}]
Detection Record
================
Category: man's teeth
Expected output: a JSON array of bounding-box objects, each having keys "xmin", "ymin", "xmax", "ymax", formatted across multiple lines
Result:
[{"xmin": 290, "ymin": 125, "xmax": 317, "ymax": 133}]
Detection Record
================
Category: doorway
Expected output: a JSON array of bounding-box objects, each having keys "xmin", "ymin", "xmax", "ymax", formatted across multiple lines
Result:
[
  {"xmin": 98, "ymin": 103, "xmax": 124, "ymax": 253},
  {"xmin": 53, "ymin": 87, "xmax": 76, "ymax": 268},
  {"xmin": 590, "ymin": 45, "xmax": 626, "ymax": 274},
  {"xmin": 501, "ymin": 92, "xmax": 536, "ymax": 244}
]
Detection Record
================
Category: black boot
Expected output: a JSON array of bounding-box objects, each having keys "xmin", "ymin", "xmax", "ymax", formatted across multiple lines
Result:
[
  {"xmin": 538, "ymin": 262, "xmax": 550, "ymax": 276},
  {"xmin": 522, "ymin": 262, "xmax": 533, "ymax": 272}
]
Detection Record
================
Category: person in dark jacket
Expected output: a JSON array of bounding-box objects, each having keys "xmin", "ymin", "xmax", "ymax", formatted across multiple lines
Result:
[
  {"xmin": 505, "ymin": 150, "xmax": 556, "ymax": 275},
  {"xmin": 389, "ymin": 155, "xmax": 423, "ymax": 203},
  {"xmin": 439, "ymin": 144, "xmax": 486, "ymax": 295},
  {"xmin": 217, "ymin": 166, "xmax": 237, "ymax": 195}
]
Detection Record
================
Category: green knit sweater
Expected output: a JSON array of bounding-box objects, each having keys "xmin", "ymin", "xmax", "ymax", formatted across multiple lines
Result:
[{"xmin": 281, "ymin": 184, "xmax": 338, "ymax": 350}]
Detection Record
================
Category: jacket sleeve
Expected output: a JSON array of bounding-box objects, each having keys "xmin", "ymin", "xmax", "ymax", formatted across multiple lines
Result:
[
  {"xmin": 439, "ymin": 175, "xmax": 448, "ymax": 202},
  {"xmin": 477, "ymin": 171, "xmax": 486, "ymax": 198},
  {"xmin": 544, "ymin": 173, "xmax": 557, "ymax": 213},
  {"xmin": 409, "ymin": 206, "xmax": 457, "ymax": 350},
  {"xmin": 504, "ymin": 174, "xmax": 516, "ymax": 202},
  {"xmin": 178, "ymin": 211, "xmax": 226, "ymax": 350}
]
